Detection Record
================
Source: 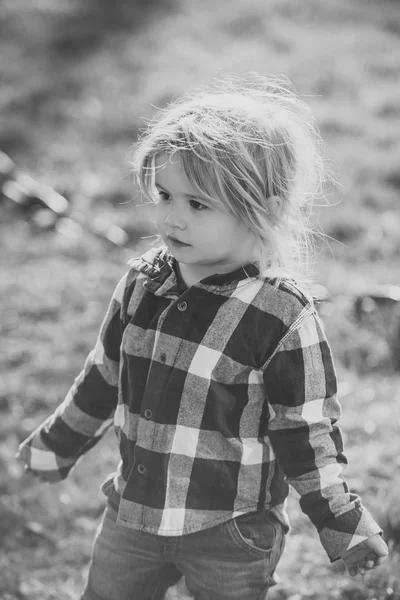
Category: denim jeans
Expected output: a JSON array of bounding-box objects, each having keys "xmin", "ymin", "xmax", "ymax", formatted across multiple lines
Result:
[{"xmin": 81, "ymin": 503, "xmax": 286, "ymax": 600}]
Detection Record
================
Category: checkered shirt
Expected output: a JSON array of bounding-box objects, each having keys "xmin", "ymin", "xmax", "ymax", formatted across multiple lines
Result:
[{"xmin": 17, "ymin": 246, "xmax": 381, "ymax": 561}]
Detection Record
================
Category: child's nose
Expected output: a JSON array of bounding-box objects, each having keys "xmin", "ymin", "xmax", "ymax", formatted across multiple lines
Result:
[{"xmin": 164, "ymin": 210, "xmax": 186, "ymax": 229}]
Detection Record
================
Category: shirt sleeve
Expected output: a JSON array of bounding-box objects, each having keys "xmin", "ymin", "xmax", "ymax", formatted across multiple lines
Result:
[
  {"xmin": 262, "ymin": 307, "xmax": 382, "ymax": 562},
  {"xmin": 16, "ymin": 272, "xmax": 129, "ymax": 482}
]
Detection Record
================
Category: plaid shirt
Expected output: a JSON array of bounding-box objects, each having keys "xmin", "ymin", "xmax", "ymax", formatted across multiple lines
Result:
[{"xmin": 17, "ymin": 246, "xmax": 381, "ymax": 561}]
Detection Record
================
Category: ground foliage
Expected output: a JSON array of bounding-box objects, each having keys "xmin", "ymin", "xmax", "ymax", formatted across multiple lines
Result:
[{"xmin": 1, "ymin": 0, "xmax": 400, "ymax": 598}]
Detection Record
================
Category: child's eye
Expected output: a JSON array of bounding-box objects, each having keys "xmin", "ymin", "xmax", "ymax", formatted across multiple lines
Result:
[
  {"xmin": 157, "ymin": 190, "xmax": 170, "ymax": 202},
  {"xmin": 189, "ymin": 199, "xmax": 208, "ymax": 211}
]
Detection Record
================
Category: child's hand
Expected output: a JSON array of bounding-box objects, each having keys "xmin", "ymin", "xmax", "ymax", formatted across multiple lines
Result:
[{"xmin": 341, "ymin": 534, "xmax": 389, "ymax": 577}]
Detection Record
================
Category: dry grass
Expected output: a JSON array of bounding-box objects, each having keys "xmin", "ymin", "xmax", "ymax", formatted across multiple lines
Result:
[{"xmin": 1, "ymin": 0, "xmax": 400, "ymax": 598}]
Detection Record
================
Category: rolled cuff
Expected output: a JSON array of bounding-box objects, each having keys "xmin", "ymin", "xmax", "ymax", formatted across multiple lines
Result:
[{"xmin": 16, "ymin": 435, "xmax": 79, "ymax": 482}]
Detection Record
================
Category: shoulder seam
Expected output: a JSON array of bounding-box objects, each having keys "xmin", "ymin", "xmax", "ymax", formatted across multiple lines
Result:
[{"xmin": 261, "ymin": 303, "xmax": 315, "ymax": 371}]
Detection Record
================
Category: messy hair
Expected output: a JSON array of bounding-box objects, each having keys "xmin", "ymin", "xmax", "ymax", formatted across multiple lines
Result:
[{"xmin": 131, "ymin": 73, "xmax": 331, "ymax": 285}]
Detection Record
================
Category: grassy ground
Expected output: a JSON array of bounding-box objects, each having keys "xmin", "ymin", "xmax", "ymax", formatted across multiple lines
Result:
[{"xmin": 1, "ymin": 0, "xmax": 400, "ymax": 598}]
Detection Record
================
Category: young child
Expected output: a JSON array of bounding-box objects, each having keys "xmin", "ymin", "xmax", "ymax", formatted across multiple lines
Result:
[{"xmin": 17, "ymin": 74, "xmax": 388, "ymax": 600}]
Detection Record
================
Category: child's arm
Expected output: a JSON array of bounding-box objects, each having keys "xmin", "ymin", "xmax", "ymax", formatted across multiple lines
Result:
[
  {"xmin": 17, "ymin": 271, "xmax": 130, "ymax": 482},
  {"xmin": 263, "ymin": 307, "xmax": 388, "ymax": 569}
]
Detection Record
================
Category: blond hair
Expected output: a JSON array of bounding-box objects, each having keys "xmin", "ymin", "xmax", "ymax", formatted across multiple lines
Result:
[{"xmin": 131, "ymin": 73, "xmax": 331, "ymax": 285}]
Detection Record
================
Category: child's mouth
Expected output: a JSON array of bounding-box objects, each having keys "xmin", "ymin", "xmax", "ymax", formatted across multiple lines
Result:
[{"xmin": 167, "ymin": 236, "xmax": 191, "ymax": 247}]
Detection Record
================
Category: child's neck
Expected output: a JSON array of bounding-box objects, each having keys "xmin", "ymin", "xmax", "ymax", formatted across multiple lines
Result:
[{"xmin": 177, "ymin": 261, "xmax": 249, "ymax": 288}]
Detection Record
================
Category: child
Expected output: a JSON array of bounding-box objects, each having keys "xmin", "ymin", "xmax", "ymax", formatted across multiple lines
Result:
[{"xmin": 17, "ymin": 74, "xmax": 388, "ymax": 600}]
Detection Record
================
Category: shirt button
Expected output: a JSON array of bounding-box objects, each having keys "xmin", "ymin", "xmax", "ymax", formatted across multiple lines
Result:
[
  {"xmin": 137, "ymin": 464, "xmax": 146, "ymax": 475},
  {"xmin": 160, "ymin": 353, "xmax": 167, "ymax": 363},
  {"xmin": 177, "ymin": 301, "xmax": 187, "ymax": 311},
  {"xmin": 144, "ymin": 408, "xmax": 152, "ymax": 420}
]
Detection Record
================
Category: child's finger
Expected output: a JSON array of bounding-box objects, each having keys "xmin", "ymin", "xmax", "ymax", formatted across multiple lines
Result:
[
  {"xmin": 366, "ymin": 534, "xmax": 389, "ymax": 559},
  {"xmin": 364, "ymin": 552, "xmax": 388, "ymax": 569},
  {"xmin": 356, "ymin": 554, "xmax": 388, "ymax": 575},
  {"xmin": 363, "ymin": 551, "xmax": 378, "ymax": 569}
]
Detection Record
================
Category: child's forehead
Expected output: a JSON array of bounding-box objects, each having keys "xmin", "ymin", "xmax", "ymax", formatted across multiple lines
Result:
[
  {"xmin": 154, "ymin": 152, "xmax": 184, "ymax": 177},
  {"xmin": 154, "ymin": 151, "xmax": 180, "ymax": 169},
  {"xmin": 152, "ymin": 151, "xmax": 226, "ymax": 210},
  {"xmin": 154, "ymin": 153, "xmax": 195, "ymax": 192}
]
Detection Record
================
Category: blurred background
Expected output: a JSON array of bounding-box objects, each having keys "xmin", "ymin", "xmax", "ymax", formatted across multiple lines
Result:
[{"xmin": 1, "ymin": 0, "xmax": 400, "ymax": 598}]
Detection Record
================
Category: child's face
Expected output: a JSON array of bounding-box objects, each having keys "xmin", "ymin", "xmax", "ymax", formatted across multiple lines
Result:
[{"xmin": 154, "ymin": 154, "xmax": 257, "ymax": 284}]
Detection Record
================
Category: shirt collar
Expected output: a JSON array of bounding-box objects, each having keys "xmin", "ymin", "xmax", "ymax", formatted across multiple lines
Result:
[{"xmin": 128, "ymin": 245, "xmax": 260, "ymax": 296}]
